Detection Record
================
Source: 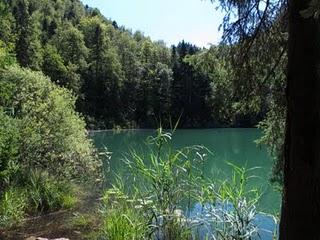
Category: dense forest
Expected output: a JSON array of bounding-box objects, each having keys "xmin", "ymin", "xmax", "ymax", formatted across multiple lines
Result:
[{"xmin": 0, "ymin": 0, "xmax": 283, "ymax": 130}]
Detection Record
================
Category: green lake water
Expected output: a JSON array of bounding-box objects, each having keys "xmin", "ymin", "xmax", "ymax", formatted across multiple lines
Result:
[{"xmin": 90, "ymin": 128, "xmax": 281, "ymax": 214}]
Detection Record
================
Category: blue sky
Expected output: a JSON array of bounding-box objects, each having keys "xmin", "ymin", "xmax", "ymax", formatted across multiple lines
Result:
[{"xmin": 81, "ymin": 0, "xmax": 225, "ymax": 47}]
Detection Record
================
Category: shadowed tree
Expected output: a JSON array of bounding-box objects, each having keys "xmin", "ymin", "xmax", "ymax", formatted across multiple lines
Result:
[
  {"xmin": 13, "ymin": 0, "xmax": 43, "ymax": 70},
  {"xmin": 214, "ymin": 0, "xmax": 320, "ymax": 238},
  {"xmin": 79, "ymin": 17, "xmax": 124, "ymax": 128},
  {"xmin": 280, "ymin": 1, "xmax": 320, "ymax": 238},
  {"xmin": 171, "ymin": 41, "xmax": 212, "ymax": 127}
]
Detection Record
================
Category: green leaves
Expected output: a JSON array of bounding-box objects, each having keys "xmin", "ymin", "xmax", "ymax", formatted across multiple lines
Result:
[
  {"xmin": 101, "ymin": 129, "xmax": 266, "ymax": 239},
  {"xmin": 300, "ymin": 0, "xmax": 320, "ymax": 19},
  {"xmin": 0, "ymin": 66, "xmax": 101, "ymax": 180},
  {"xmin": 26, "ymin": 169, "xmax": 76, "ymax": 213},
  {"xmin": 0, "ymin": 110, "xmax": 20, "ymax": 189},
  {"xmin": 0, "ymin": 40, "xmax": 16, "ymax": 69},
  {"xmin": 0, "ymin": 187, "xmax": 27, "ymax": 228},
  {"xmin": 120, "ymin": 129, "xmax": 210, "ymax": 238}
]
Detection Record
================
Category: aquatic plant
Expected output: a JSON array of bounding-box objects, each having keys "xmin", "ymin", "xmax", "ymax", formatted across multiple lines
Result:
[
  {"xmin": 101, "ymin": 185, "xmax": 149, "ymax": 240},
  {"xmin": 101, "ymin": 128, "xmax": 275, "ymax": 240},
  {"xmin": 198, "ymin": 163, "xmax": 261, "ymax": 240}
]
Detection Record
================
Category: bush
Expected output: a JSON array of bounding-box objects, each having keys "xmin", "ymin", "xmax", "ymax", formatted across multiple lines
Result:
[
  {"xmin": 0, "ymin": 187, "xmax": 27, "ymax": 228},
  {"xmin": 0, "ymin": 65, "xmax": 101, "ymax": 180},
  {"xmin": 0, "ymin": 40, "xmax": 15, "ymax": 68},
  {"xmin": 0, "ymin": 66, "xmax": 100, "ymax": 228}
]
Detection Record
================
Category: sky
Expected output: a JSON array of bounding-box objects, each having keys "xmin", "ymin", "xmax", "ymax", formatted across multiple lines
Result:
[{"xmin": 81, "ymin": 0, "xmax": 225, "ymax": 48}]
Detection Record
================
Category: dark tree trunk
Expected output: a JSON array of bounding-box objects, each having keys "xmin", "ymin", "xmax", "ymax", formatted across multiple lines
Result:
[{"xmin": 280, "ymin": 0, "xmax": 320, "ymax": 239}]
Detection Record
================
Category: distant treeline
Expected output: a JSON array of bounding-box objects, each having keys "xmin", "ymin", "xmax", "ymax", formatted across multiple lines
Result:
[{"xmin": 0, "ymin": 0, "xmax": 267, "ymax": 129}]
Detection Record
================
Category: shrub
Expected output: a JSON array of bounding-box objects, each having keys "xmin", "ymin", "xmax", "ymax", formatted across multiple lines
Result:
[
  {"xmin": 0, "ymin": 66, "xmax": 100, "ymax": 228},
  {"xmin": 61, "ymin": 194, "xmax": 78, "ymax": 209},
  {"xmin": 0, "ymin": 66, "xmax": 101, "ymax": 180},
  {"xmin": 0, "ymin": 40, "xmax": 15, "ymax": 68}
]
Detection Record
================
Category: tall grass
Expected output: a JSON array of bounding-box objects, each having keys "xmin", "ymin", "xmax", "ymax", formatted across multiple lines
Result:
[
  {"xmin": 100, "ymin": 127, "xmax": 206, "ymax": 239},
  {"xmin": 0, "ymin": 169, "xmax": 77, "ymax": 229},
  {"xmin": 124, "ymin": 127, "xmax": 207, "ymax": 239},
  {"xmin": 100, "ymin": 127, "xmax": 274, "ymax": 240},
  {"xmin": 198, "ymin": 163, "xmax": 261, "ymax": 239},
  {"xmin": 25, "ymin": 169, "xmax": 77, "ymax": 213},
  {"xmin": 101, "ymin": 186, "xmax": 149, "ymax": 240},
  {"xmin": 0, "ymin": 187, "xmax": 27, "ymax": 228}
]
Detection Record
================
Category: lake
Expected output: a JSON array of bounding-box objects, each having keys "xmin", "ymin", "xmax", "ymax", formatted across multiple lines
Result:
[{"xmin": 90, "ymin": 128, "xmax": 280, "ymax": 214}]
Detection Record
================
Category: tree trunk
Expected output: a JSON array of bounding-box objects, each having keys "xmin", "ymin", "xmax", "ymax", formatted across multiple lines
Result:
[{"xmin": 280, "ymin": 0, "xmax": 320, "ymax": 239}]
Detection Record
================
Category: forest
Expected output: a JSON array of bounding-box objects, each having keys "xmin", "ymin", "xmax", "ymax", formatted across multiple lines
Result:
[
  {"xmin": 0, "ymin": 0, "xmax": 318, "ymax": 239},
  {"xmin": 0, "ymin": 0, "xmax": 283, "ymax": 130}
]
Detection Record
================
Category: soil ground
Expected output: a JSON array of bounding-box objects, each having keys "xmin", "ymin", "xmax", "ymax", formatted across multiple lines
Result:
[{"xmin": 0, "ymin": 187, "xmax": 102, "ymax": 240}]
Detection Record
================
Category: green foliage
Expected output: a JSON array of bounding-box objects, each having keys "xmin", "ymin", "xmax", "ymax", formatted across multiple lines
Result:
[
  {"xmin": 1, "ymin": 0, "xmax": 284, "ymax": 184},
  {"xmin": 101, "ymin": 185, "xmax": 193, "ymax": 240},
  {"xmin": 255, "ymin": 54, "xmax": 286, "ymax": 184},
  {"xmin": 101, "ymin": 190, "xmax": 148, "ymax": 240},
  {"xmin": 123, "ymin": 128, "xmax": 207, "ymax": 239},
  {"xmin": 13, "ymin": 0, "xmax": 43, "ymax": 70},
  {"xmin": 0, "ymin": 2, "xmax": 16, "ymax": 49},
  {"xmin": 99, "ymin": 129, "xmax": 269, "ymax": 239},
  {"xmin": 171, "ymin": 41, "xmax": 211, "ymax": 127},
  {"xmin": 25, "ymin": 169, "xmax": 77, "ymax": 213},
  {"xmin": 61, "ymin": 194, "xmax": 78, "ymax": 209},
  {"xmin": 211, "ymin": 0, "xmax": 287, "ymax": 183},
  {"xmin": 0, "ymin": 66, "xmax": 101, "ymax": 179},
  {"xmin": 0, "ymin": 40, "xmax": 16, "ymax": 69},
  {"xmin": 0, "ymin": 110, "xmax": 20, "ymax": 190},
  {"xmin": 1, "ymin": 0, "xmax": 276, "ymax": 129},
  {"xmin": 185, "ymin": 46, "xmax": 234, "ymax": 126},
  {"xmin": 0, "ymin": 187, "xmax": 28, "ymax": 228},
  {"xmin": 70, "ymin": 212, "xmax": 97, "ymax": 229},
  {"xmin": 257, "ymin": 105, "xmax": 286, "ymax": 184},
  {"xmin": 0, "ymin": 170, "xmax": 77, "ymax": 228},
  {"xmin": 97, "ymin": 128, "xmax": 199, "ymax": 239},
  {"xmin": 203, "ymin": 164, "xmax": 261, "ymax": 239},
  {"xmin": 79, "ymin": 16, "xmax": 124, "ymax": 127},
  {"xmin": 42, "ymin": 44, "xmax": 69, "ymax": 85},
  {"xmin": 51, "ymin": 23, "xmax": 88, "ymax": 68}
]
